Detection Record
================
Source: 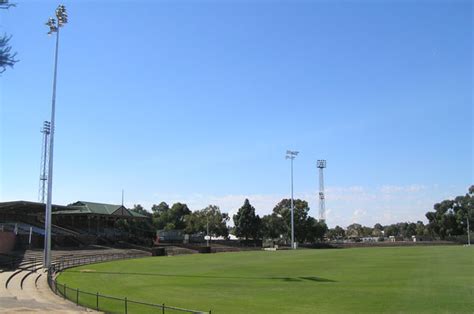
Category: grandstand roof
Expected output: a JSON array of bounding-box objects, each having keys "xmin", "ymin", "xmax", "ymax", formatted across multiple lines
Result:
[
  {"xmin": 0, "ymin": 200, "xmax": 69, "ymax": 213},
  {"xmin": 0, "ymin": 200, "xmax": 148, "ymax": 218},
  {"xmin": 55, "ymin": 201, "xmax": 148, "ymax": 218}
]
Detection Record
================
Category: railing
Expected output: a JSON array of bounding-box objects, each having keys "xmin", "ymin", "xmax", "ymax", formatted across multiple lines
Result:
[
  {"xmin": 47, "ymin": 253, "xmax": 211, "ymax": 314},
  {"xmin": 0, "ymin": 256, "xmax": 41, "ymax": 272}
]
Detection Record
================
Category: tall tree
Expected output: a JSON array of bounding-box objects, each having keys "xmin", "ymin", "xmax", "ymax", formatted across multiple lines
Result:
[
  {"xmin": 261, "ymin": 213, "xmax": 286, "ymax": 240},
  {"xmin": 425, "ymin": 186, "xmax": 474, "ymax": 239},
  {"xmin": 272, "ymin": 199, "xmax": 311, "ymax": 243},
  {"xmin": 305, "ymin": 217, "xmax": 328, "ymax": 242},
  {"xmin": 185, "ymin": 205, "xmax": 229, "ymax": 238},
  {"xmin": 151, "ymin": 202, "xmax": 170, "ymax": 216},
  {"xmin": 152, "ymin": 202, "xmax": 191, "ymax": 230},
  {"xmin": 233, "ymin": 199, "xmax": 261, "ymax": 240}
]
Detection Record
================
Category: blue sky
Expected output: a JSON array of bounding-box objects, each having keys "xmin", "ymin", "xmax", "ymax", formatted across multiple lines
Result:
[{"xmin": 1, "ymin": 0, "xmax": 472, "ymax": 227}]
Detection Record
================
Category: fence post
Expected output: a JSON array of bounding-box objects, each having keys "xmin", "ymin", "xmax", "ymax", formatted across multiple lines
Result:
[
  {"xmin": 96, "ymin": 292, "xmax": 99, "ymax": 310},
  {"xmin": 162, "ymin": 303, "xmax": 165, "ymax": 314},
  {"xmin": 64, "ymin": 284, "xmax": 67, "ymax": 299},
  {"xmin": 124, "ymin": 297, "xmax": 128, "ymax": 314},
  {"xmin": 76, "ymin": 288, "xmax": 79, "ymax": 305}
]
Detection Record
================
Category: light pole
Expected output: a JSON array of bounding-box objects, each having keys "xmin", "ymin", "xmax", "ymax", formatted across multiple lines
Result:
[
  {"xmin": 206, "ymin": 214, "xmax": 210, "ymax": 247},
  {"xmin": 43, "ymin": 4, "xmax": 68, "ymax": 268},
  {"xmin": 286, "ymin": 150, "xmax": 298, "ymax": 249},
  {"xmin": 467, "ymin": 216, "xmax": 471, "ymax": 246}
]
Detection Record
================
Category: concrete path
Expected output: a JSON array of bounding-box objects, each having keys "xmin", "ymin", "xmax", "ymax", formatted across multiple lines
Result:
[
  {"xmin": 0, "ymin": 247, "xmax": 150, "ymax": 313},
  {"xmin": 0, "ymin": 268, "xmax": 99, "ymax": 313}
]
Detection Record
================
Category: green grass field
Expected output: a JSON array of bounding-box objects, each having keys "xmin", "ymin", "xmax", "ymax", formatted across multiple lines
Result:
[{"xmin": 57, "ymin": 246, "xmax": 473, "ymax": 313}]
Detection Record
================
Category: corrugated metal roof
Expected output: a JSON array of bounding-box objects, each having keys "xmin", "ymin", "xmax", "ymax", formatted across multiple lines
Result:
[
  {"xmin": 0, "ymin": 200, "xmax": 148, "ymax": 218},
  {"xmin": 70, "ymin": 201, "xmax": 122, "ymax": 215},
  {"xmin": 63, "ymin": 201, "xmax": 148, "ymax": 218}
]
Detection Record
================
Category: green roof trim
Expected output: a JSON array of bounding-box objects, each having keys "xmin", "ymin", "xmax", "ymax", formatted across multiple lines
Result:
[
  {"xmin": 70, "ymin": 201, "xmax": 123, "ymax": 215},
  {"xmin": 52, "ymin": 201, "xmax": 148, "ymax": 218}
]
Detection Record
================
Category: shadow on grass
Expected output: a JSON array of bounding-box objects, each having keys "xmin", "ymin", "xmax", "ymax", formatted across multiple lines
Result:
[{"xmin": 66, "ymin": 270, "xmax": 336, "ymax": 283}]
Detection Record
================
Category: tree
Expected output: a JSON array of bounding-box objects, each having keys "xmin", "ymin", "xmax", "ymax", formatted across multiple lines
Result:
[
  {"xmin": 346, "ymin": 223, "xmax": 363, "ymax": 238},
  {"xmin": 152, "ymin": 202, "xmax": 169, "ymax": 216},
  {"xmin": 361, "ymin": 226, "xmax": 373, "ymax": 237},
  {"xmin": 152, "ymin": 202, "xmax": 191, "ymax": 230},
  {"xmin": 184, "ymin": 205, "xmax": 229, "ymax": 238},
  {"xmin": 415, "ymin": 221, "xmax": 427, "ymax": 236},
  {"xmin": 305, "ymin": 217, "xmax": 328, "ymax": 242},
  {"xmin": 131, "ymin": 204, "xmax": 151, "ymax": 218},
  {"xmin": 326, "ymin": 225, "xmax": 346, "ymax": 240},
  {"xmin": 272, "ymin": 199, "xmax": 311, "ymax": 243},
  {"xmin": 168, "ymin": 202, "xmax": 191, "ymax": 230},
  {"xmin": 384, "ymin": 224, "xmax": 400, "ymax": 237},
  {"xmin": 425, "ymin": 186, "xmax": 474, "ymax": 239},
  {"xmin": 261, "ymin": 213, "xmax": 286, "ymax": 240},
  {"xmin": 372, "ymin": 223, "xmax": 384, "ymax": 237},
  {"xmin": 0, "ymin": 1, "xmax": 18, "ymax": 73},
  {"xmin": 233, "ymin": 199, "xmax": 261, "ymax": 240}
]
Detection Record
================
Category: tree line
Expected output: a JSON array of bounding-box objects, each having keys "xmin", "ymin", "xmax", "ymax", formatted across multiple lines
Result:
[
  {"xmin": 325, "ymin": 185, "xmax": 473, "ymax": 241},
  {"xmin": 130, "ymin": 198, "xmax": 327, "ymax": 244},
  {"xmin": 129, "ymin": 185, "xmax": 473, "ymax": 243}
]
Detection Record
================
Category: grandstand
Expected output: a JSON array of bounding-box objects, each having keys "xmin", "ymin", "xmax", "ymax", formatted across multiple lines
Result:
[{"xmin": 0, "ymin": 200, "xmax": 152, "ymax": 252}]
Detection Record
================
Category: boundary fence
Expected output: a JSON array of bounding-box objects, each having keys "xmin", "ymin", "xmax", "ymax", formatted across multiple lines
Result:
[{"xmin": 47, "ymin": 253, "xmax": 211, "ymax": 314}]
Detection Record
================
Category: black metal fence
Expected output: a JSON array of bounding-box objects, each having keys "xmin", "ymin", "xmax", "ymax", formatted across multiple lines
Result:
[{"xmin": 47, "ymin": 254, "xmax": 211, "ymax": 314}]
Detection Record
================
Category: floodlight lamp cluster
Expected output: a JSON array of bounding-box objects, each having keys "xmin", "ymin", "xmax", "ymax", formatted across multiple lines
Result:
[
  {"xmin": 42, "ymin": 121, "xmax": 51, "ymax": 134},
  {"xmin": 317, "ymin": 159, "xmax": 326, "ymax": 168},
  {"xmin": 286, "ymin": 150, "xmax": 299, "ymax": 160},
  {"xmin": 46, "ymin": 4, "xmax": 68, "ymax": 35}
]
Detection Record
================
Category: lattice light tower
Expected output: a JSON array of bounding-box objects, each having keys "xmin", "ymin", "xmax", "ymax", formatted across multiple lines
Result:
[
  {"xmin": 317, "ymin": 160, "xmax": 326, "ymax": 222},
  {"xmin": 38, "ymin": 121, "xmax": 51, "ymax": 203}
]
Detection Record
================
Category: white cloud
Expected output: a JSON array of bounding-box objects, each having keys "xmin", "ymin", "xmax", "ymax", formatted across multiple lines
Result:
[{"xmin": 351, "ymin": 209, "xmax": 367, "ymax": 223}]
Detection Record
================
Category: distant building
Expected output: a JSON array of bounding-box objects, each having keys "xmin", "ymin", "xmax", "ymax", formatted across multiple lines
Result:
[{"xmin": 361, "ymin": 237, "xmax": 380, "ymax": 243}]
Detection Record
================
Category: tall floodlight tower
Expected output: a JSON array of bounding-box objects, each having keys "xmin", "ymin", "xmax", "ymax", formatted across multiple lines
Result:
[
  {"xmin": 286, "ymin": 150, "xmax": 299, "ymax": 249},
  {"xmin": 44, "ymin": 4, "xmax": 68, "ymax": 268},
  {"xmin": 317, "ymin": 160, "xmax": 326, "ymax": 222},
  {"xmin": 38, "ymin": 121, "xmax": 51, "ymax": 203}
]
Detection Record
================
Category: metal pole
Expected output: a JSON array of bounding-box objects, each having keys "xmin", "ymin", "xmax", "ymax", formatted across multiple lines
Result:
[
  {"xmin": 44, "ymin": 19, "xmax": 60, "ymax": 269},
  {"xmin": 290, "ymin": 157, "xmax": 295, "ymax": 249},
  {"xmin": 29, "ymin": 226, "xmax": 32, "ymax": 245},
  {"xmin": 467, "ymin": 217, "xmax": 471, "ymax": 246},
  {"xmin": 206, "ymin": 215, "xmax": 209, "ymax": 247}
]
